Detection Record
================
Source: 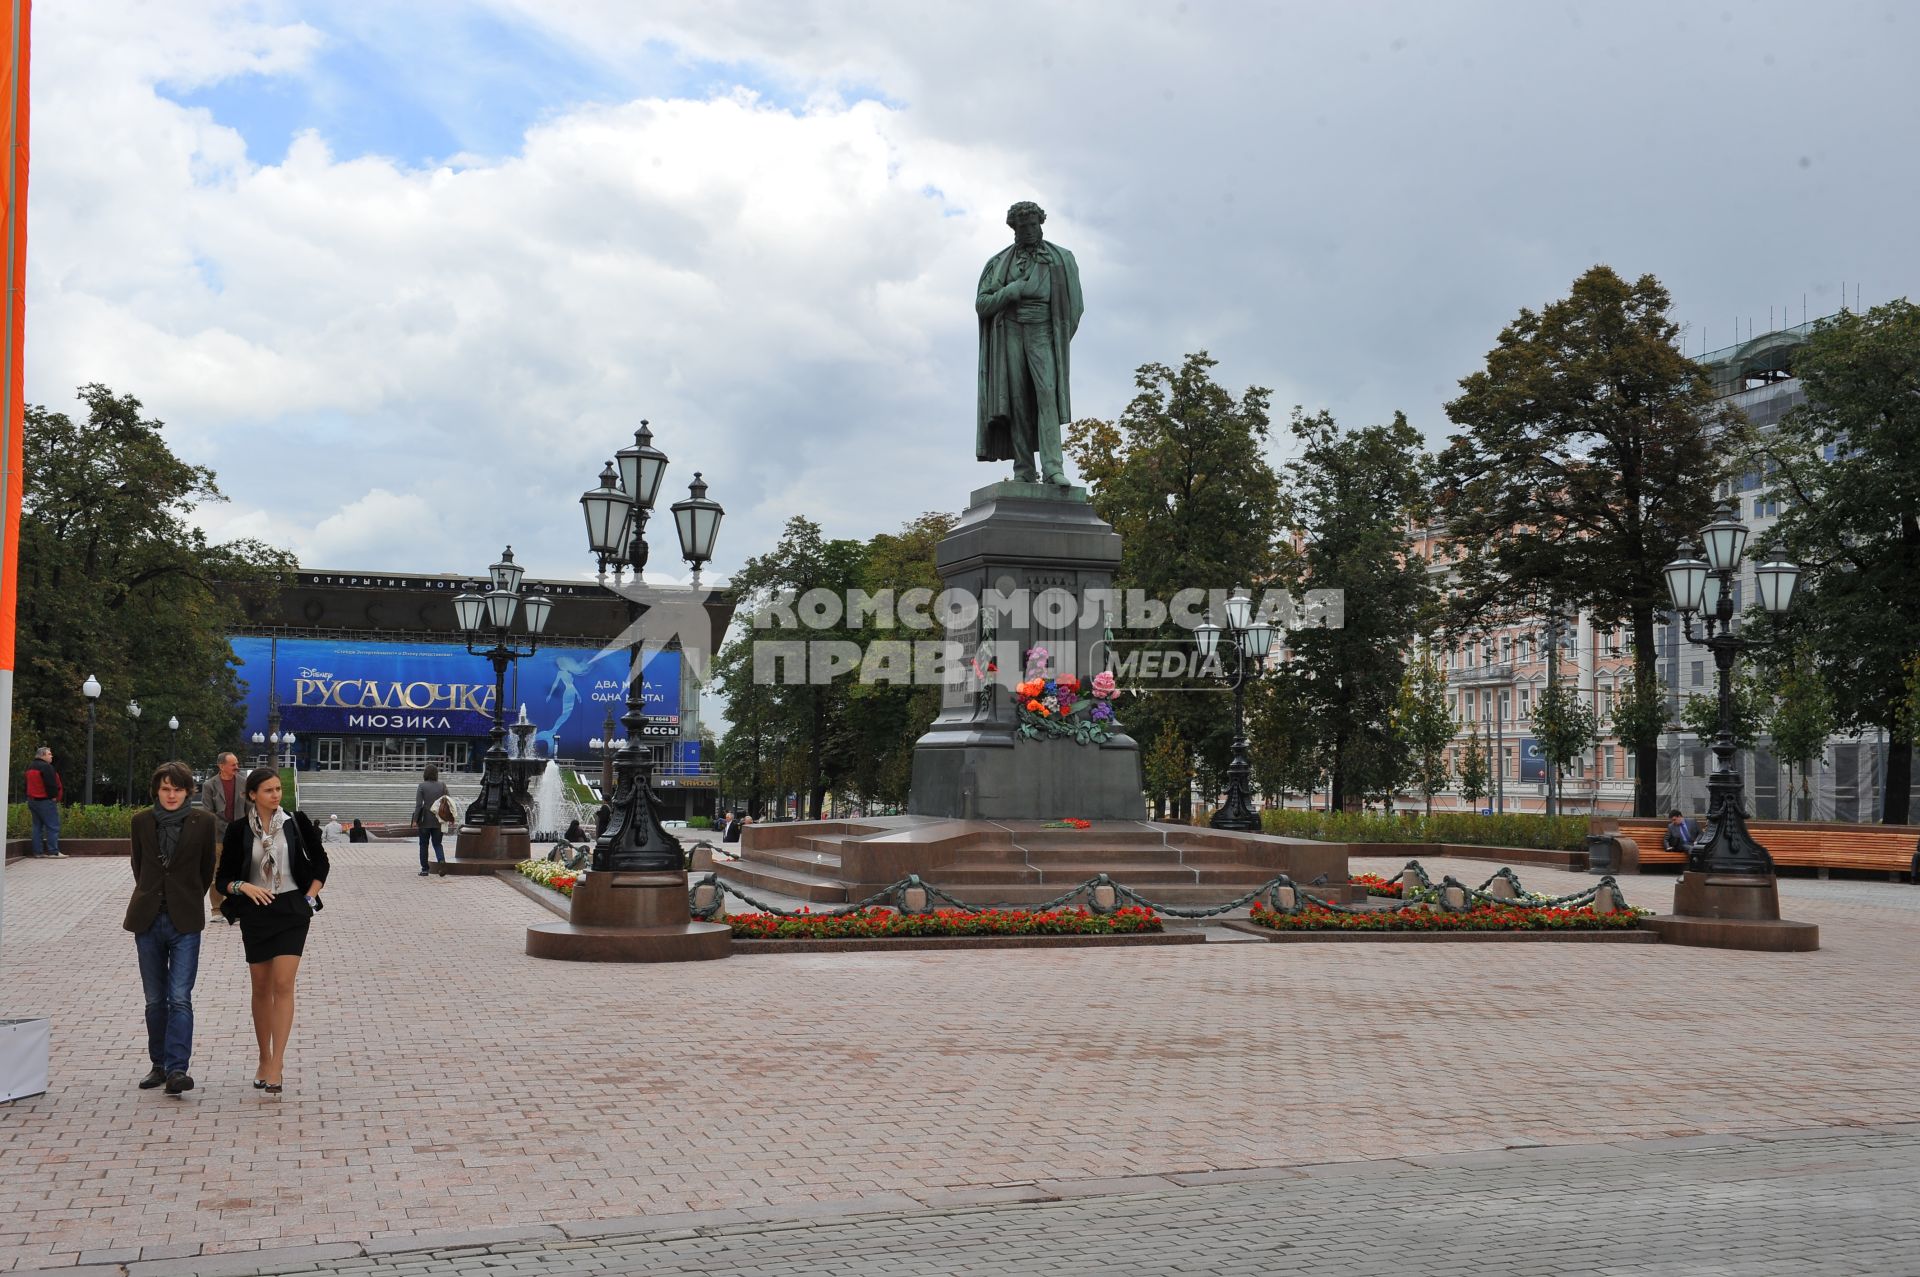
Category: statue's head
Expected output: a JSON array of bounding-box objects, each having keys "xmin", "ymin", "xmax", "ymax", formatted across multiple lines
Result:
[{"xmin": 1006, "ymin": 201, "xmax": 1046, "ymax": 247}]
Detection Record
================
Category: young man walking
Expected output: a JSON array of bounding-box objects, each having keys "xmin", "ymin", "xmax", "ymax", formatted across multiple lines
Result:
[{"xmin": 125, "ymin": 762, "xmax": 220, "ymax": 1095}]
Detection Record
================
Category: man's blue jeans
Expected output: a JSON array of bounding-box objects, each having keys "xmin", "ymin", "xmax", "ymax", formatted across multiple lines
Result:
[
  {"xmin": 134, "ymin": 913, "xmax": 201, "ymax": 1074},
  {"xmin": 27, "ymin": 798, "xmax": 59, "ymax": 854}
]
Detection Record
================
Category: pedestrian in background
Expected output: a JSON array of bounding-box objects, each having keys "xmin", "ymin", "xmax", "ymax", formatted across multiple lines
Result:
[
  {"xmin": 347, "ymin": 818, "xmax": 370, "ymax": 844},
  {"xmin": 197, "ymin": 751, "xmax": 242, "ymax": 847},
  {"xmin": 216, "ymin": 767, "xmax": 328, "ymax": 1095},
  {"xmin": 593, "ymin": 803, "xmax": 611, "ymax": 837},
  {"xmin": 125, "ymin": 761, "xmax": 218, "ymax": 1096},
  {"xmin": 24, "ymin": 746, "xmax": 63, "ymax": 857},
  {"xmin": 413, "ymin": 764, "xmax": 450, "ymax": 877}
]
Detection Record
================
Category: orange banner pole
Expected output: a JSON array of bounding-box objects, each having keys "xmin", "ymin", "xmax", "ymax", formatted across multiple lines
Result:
[{"xmin": 0, "ymin": 0, "xmax": 33, "ymax": 1003}]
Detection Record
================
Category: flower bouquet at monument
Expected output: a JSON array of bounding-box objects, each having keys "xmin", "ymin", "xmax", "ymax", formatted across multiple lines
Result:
[{"xmin": 1014, "ymin": 646, "xmax": 1122, "ymax": 745}]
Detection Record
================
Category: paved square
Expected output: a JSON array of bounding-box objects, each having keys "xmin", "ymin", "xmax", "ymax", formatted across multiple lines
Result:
[{"xmin": 2, "ymin": 847, "xmax": 1917, "ymax": 1273}]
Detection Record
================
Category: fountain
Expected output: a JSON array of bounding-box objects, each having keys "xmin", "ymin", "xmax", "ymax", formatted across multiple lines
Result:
[{"xmin": 529, "ymin": 759, "xmax": 588, "ymax": 842}]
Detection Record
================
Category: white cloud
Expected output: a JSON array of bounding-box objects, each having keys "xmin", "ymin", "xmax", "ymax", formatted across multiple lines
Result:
[{"xmin": 26, "ymin": 0, "xmax": 1920, "ymax": 590}]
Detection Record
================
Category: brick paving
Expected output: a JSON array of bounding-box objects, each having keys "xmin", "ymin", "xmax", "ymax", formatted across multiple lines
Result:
[{"xmin": 1, "ymin": 846, "xmax": 1917, "ymax": 1272}]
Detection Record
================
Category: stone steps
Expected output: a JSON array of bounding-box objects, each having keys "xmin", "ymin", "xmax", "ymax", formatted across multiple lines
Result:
[{"xmin": 718, "ymin": 859, "xmax": 851, "ymax": 905}]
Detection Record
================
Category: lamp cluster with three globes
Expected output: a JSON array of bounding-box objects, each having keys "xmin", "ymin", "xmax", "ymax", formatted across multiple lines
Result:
[{"xmin": 577, "ymin": 420, "xmax": 723, "ymax": 872}]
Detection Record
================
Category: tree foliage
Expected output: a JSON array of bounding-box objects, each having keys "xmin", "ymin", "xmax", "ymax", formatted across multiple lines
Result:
[
  {"xmin": 1744, "ymin": 299, "xmax": 1920, "ymax": 822},
  {"xmin": 1279, "ymin": 409, "xmax": 1434, "ymax": 810},
  {"xmin": 1769, "ymin": 650, "xmax": 1836, "ymax": 821},
  {"xmin": 1456, "ymin": 719, "xmax": 1490, "ymax": 810},
  {"xmin": 12, "ymin": 385, "xmax": 295, "ymax": 796},
  {"xmin": 1530, "ymin": 680, "xmax": 1599, "ymax": 774},
  {"xmin": 1067, "ymin": 352, "xmax": 1285, "ymax": 812},
  {"xmin": 1141, "ymin": 718, "xmax": 1192, "ymax": 817},
  {"xmin": 1608, "ymin": 664, "xmax": 1670, "ymax": 760},
  {"xmin": 1394, "ymin": 649, "xmax": 1456, "ymax": 816},
  {"xmin": 1677, "ymin": 670, "xmax": 1767, "ymax": 753},
  {"xmin": 1438, "ymin": 266, "xmax": 1727, "ymax": 816}
]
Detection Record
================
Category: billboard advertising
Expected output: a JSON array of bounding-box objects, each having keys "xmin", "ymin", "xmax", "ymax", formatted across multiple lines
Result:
[
  {"xmin": 1519, "ymin": 738, "xmax": 1545, "ymax": 783},
  {"xmin": 230, "ymin": 636, "xmax": 680, "ymax": 758}
]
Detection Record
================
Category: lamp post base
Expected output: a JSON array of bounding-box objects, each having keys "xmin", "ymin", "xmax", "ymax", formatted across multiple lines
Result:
[
  {"xmin": 1643, "ymin": 871, "xmax": 1819, "ymax": 952},
  {"xmin": 453, "ymin": 824, "xmax": 530, "ymax": 864},
  {"xmin": 526, "ymin": 870, "xmax": 732, "ymax": 963}
]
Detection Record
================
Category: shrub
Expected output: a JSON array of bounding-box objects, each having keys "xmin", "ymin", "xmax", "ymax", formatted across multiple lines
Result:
[
  {"xmin": 687, "ymin": 816, "xmax": 714, "ymax": 830},
  {"xmin": 8, "ymin": 803, "xmax": 140, "ymax": 839},
  {"xmin": 1259, "ymin": 809, "xmax": 1586, "ymax": 852}
]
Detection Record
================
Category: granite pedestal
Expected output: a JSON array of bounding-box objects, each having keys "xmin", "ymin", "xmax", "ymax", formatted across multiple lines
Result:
[
  {"xmin": 453, "ymin": 823, "xmax": 529, "ymax": 866},
  {"xmin": 909, "ymin": 482, "xmax": 1145, "ymax": 821},
  {"xmin": 526, "ymin": 870, "xmax": 732, "ymax": 963},
  {"xmin": 1644, "ymin": 871, "xmax": 1819, "ymax": 952}
]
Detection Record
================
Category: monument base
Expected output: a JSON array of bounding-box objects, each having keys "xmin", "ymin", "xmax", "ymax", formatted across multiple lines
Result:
[
  {"xmin": 526, "ymin": 870, "xmax": 732, "ymax": 963},
  {"xmin": 454, "ymin": 824, "xmax": 529, "ymax": 865},
  {"xmin": 1643, "ymin": 871, "xmax": 1819, "ymax": 952},
  {"xmin": 909, "ymin": 736, "xmax": 1147, "ymax": 821}
]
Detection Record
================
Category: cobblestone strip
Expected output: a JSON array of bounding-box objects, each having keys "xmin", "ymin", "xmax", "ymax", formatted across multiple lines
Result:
[{"xmin": 12, "ymin": 1125, "xmax": 1917, "ymax": 1276}]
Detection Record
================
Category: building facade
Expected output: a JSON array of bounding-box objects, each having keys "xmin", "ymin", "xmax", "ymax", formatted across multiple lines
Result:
[{"xmin": 225, "ymin": 569, "xmax": 733, "ymax": 820}]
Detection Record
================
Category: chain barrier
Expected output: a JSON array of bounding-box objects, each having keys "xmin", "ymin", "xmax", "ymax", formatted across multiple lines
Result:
[{"xmin": 682, "ymin": 861, "xmax": 1626, "ymax": 922}]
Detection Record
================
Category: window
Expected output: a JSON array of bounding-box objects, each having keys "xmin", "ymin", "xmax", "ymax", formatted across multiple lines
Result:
[
  {"xmin": 1519, "ymin": 686, "xmax": 1530, "ymax": 715},
  {"xmin": 1626, "ymin": 752, "xmax": 1636, "ymax": 779},
  {"xmin": 1465, "ymin": 690, "xmax": 1476, "ymax": 720},
  {"xmin": 1604, "ymin": 745, "xmax": 1615, "ymax": 779},
  {"xmin": 1691, "ymin": 660, "xmax": 1705, "ymax": 687}
]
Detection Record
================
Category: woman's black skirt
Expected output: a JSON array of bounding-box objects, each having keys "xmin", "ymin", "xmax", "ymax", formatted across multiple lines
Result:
[{"xmin": 238, "ymin": 890, "xmax": 312, "ymax": 964}]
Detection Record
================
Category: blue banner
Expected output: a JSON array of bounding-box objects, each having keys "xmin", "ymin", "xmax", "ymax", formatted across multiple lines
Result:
[
  {"xmin": 1519, "ymin": 738, "xmax": 1545, "ymax": 782},
  {"xmin": 230, "ymin": 636, "xmax": 680, "ymax": 758}
]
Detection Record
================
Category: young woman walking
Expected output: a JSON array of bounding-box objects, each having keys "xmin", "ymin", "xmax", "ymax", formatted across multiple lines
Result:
[{"xmin": 216, "ymin": 767, "xmax": 329, "ymax": 1095}]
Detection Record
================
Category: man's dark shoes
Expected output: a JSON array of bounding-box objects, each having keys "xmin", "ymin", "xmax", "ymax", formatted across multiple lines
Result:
[
  {"xmin": 138, "ymin": 1066, "xmax": 167, "ymax": 1089},
  {"xmin": 163, "ymin": 1070, "xmax": 194, "ymax": 1095}
]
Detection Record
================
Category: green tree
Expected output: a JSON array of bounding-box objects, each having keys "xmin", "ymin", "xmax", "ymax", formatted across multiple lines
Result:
[
  {"xmin": 1394, "ymin": 649, "xmax": 1456, "ymax": 817},
  {"xmin": 1769, "ymin": 651, "xmax": 1836, "ymax": 821},
  {"xmin": 1247, "ymin": 668, "xmax": 1321, "ymax": 805},
  {"xmin": 1439, "ymin": 266, "xmax": 1727, "ymax": 818},
  {"xmin": 13, "ymin": 385, "xmax": 295, "ymax": 796},
  {"xmin": 1280, "ymin": 409, "xmax": 1435, "ymax": 810},
  {"xmin": 1677, "ymin": 670, "xmax": 1767, "ymax": 753},
  {"xmin": 1456, "ymin": 719, "xmax": 1490, "ymax": 811},
  {"xmin": 1067, "ymin": 351, "xmax": 1286, "ymax": 814},
  {"xmin": 709, "ymin": 516, "xmax": 867, "ymax": 820},
  {"xmin": 1744, "ymin": 300, "xmax": 1920, "ymax": 822},
  {"xmin": 1141, "ymin": 719, "xmax": 1193, "ymax": 820},
  {"xmin": 839, "ymin": 511, "xmax": 954, "ymax": 810},
  {"xmin": 1531, "ymin": 680, "xmax": 1599, "ymax": 786},
  {"xmin": 1608, "ymin": 664, "xmax": 1671, "ymax": 783}
]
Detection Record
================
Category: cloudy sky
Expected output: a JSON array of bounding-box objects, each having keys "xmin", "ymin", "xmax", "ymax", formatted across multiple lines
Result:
[{"xmin": 27, "ymin": 0, "xmax": 1919, "ymax": 585}]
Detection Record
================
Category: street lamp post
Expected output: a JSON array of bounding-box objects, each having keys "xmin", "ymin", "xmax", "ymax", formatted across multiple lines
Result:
[
  {"xmin": 578, "ymin": 421, "xmax": 723, "ymax": 871},
  {"xmin": 251, "ymin": 731, "xmax": 266, "ymax": 766},
  {"xmin": 167, "ymin": 715, "xmax": 179, "ymax": 762},
  {"xmin": 82, "ymin": 675, "xmax": 102, "ymax": 804},
  {"xmin": 1661, "ymin": 505, "xmax": 1801, "ymax": 875},
  {"xmin": 125, "ymin": 700, "xmax": 141, "ymax": 800},
  {"xmin": 600, "ymin": 705, "xmax": 617, "ymax": 795},
  {"xmin": 453, "ymin": 548, "xmax": 553, "ymax": 847},
  {"xmin": 1193, "ymin": 588, "xmax": 1274, "ymax": 832}
]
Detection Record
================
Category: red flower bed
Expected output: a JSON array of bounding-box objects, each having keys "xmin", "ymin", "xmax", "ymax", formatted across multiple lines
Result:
[
  {"xmin": 1350, "ymin": 872, "xmax": 1403, "ymax": 898},
  {"xmin": 727, "ymin": 905, "xmax": 1162, "ymax": 940},
  {"xmin": 1249, "ymin": 901, "xmax": 1643, "ymax": 932}
]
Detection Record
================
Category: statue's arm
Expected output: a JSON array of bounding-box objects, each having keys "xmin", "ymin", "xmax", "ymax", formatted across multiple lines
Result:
[{"xmin": 976, "ymin": 256, "xmax": 1031, "ymax": 318}]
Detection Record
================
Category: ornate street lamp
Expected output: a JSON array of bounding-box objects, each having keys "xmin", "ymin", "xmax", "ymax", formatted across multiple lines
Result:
[
  {"xmin": 1661, "ymin": 505, "xmax": 1800, "ymax": 876},
  {"xmin": 454, "ymin": 547, "xmax": 553, "ymax": 835},
  {"xmin": 1194, "ymin": 588, "xmax": 1275, "ymax": 831},
  {"xmin": 251, "ymin": 730, "xmax": 267, "ymax": 765},
  {"xmin": 166, "ymin": 713, "xmax": 179, "ymax": 766},
  {"xmin": 125, "ymin": 700, "xmax": 141, "ymax": 800},
  {"xmin": 81, "ymin": 675, "xmax": 102, "ymax": 804},
  {"xmin": 578, "ymin": 422, "xmax": 723, "ymax": 871}
]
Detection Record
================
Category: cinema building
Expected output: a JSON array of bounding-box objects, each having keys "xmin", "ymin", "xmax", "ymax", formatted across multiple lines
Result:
[{"xmin": 225, "ymin": 568, "xmax": 733, "ymax": 821}]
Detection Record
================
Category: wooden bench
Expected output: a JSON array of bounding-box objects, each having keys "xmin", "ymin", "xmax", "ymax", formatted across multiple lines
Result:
[{"xmin": 1613, "ymin": 819, "xmax": 1918, "ymax": 874}]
